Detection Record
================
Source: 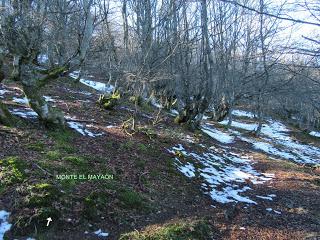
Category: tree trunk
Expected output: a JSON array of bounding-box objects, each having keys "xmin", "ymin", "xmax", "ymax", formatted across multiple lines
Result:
[{"xmin": 0, "ymin": 101, "xmax": 17, "ymax": 126}]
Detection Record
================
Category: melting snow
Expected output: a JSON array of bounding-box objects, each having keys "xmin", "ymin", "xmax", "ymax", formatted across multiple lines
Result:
[
  {"xmin": 38, "ymin": 54, "xmax": 48, "ymax": 63},
  {"xmin": 68, "ymin": 89, "xmax": 92, "ymax": 96},
  {"xmin": 0, "ymin": 210, "xmax": 12, "ymax": 240},
  {"xmin": 12, "ymin": 97, "xmax": 29, "ymax": 105},
  {"xmin": 67, "ymin": 121, "xmax": 103, "ymax": 138},
  {"xmin": 94, "ymin": 229, "xmax": 109, "ymax": 237},
  {"xmin": 232, "ymin": 110, "xmax": 255, "ymax": 118},
  {"xmin": 80, "ymin": 79, "xmax": 114, "ymax": 93},
  {"xmin": 150, "ymin": 98, "xmax": 162, "ymax": 109},
  {"xmin": 266, "ymin": 208, "xmax": 281, "ymax": 214},
  {"xmin": 256, "ymin": 195, "xmax": 275, "ymax": 200},
  {"xmin": 310, "ymin": 131, "xmax": 320, "ymax": 138},
  {"xmin": 201, "ymin": 125, "xmax": 234, "ymax": 144},
  {"xmin": 168, "ymin": 144, "xmax": 273, "ymax": 204},
  {"xmin": 221, "ymin": 116, "xmax": 320, "ymax": 165},
  {"xmin": 175, "ymin": 159, "xmax": 196, "ymax": 178},
  {"xmin": 69, "ymin": 71, "xmax": 114, "ymax": 94},
  {"xmin": 0, "ymin": 89, "xmax": 11, "ymax": 98},
  {"xmin": 10, "ymin": 108, "xmax": 38, "ymax": 119},
  {"xmin": 170, "ymin": 109, "xmax": 179, "ymax": 116},
  {"xmin": 43, "ymin": 96, "xmax": 56, "ymax": 102}
]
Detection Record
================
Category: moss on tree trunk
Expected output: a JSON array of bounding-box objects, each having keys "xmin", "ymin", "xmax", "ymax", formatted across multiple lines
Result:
[
  {"xmin": 23, "ymin": 86, "xmax": 65, "ymax": 127},
  {"xmin": 0, "ymin": 101, "xmax": 17, "ymax": 126}
]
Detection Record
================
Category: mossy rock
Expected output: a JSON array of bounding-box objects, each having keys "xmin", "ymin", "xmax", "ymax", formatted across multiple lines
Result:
[{"xmin": 119, "ymin": 219, "xmax": 213, "ymax": 240}]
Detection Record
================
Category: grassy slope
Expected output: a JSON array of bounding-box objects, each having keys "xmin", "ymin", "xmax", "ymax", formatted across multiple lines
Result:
[{"xmin": 0, "ymin": 78, "xmax": 319, "ymax": 239}]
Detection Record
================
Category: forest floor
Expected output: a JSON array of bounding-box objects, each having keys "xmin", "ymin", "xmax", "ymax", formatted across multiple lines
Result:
[{"xmin": 0, "ymin": 76, "xmax": 320, "ymax": 240}]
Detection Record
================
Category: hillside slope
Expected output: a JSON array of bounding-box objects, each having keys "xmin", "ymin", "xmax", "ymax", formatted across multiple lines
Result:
[{"xmin": 0, "ymin": 76, "xmax": 319, "ymax": 240}]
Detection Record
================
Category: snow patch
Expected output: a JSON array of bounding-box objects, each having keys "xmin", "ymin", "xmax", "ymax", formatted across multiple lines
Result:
[
  {"xmin": 228, "ymin": 120, "xmax": 320, "ymax": 165},
  {"xmin": 266, "ymin": 208, "xmax": 281, "ymax": 214},
  {"xmin": 12, "ymin": 97, "xmax": 29, "ymax": 105},
  {"xmin": 44, "ymin": 96, "xmax": 56, "ymax": 102},
  {"xmin": 94, "ymin": 229, "xmax": 109, "ymax": 237},
  {"xmin": 310, "ymin": 131, "xmax": 320, "ymax": 138},
  {"xmin": 10, "ymin": 108, "xmax": 38, "ymax": 119},
  {"xmin": 69, "ymin": 71, "xmax": 114, "ymax": 94},
  {"xmin": 201, "ymin": 125, "xmax": 234, "ymax": 144},
  {"xmin": 80, "ymin": 79, "xmax": 114, "ymax": 93},
  {"xmin": 0, "ymin": 210, "xmax": 12, "ymax": 240},
  {"xmin": 0, "ymin": 89, "xmax": 11, "ymax": 98},
  {"xmin": 170, "ymin": 109, "xmax": 179, "ymax": 116},
  {"xmin": 168, "ymin": 144, "xmax": 273, "ymax": 204},
  {"xmin": 256, "ymin": 195, "xmax": 274, "ymax": 201},
  {"xmin": 232, "ymin": 110, "xmax": 255, "ymax": 118},
  {"xmin": 67, "ymin": 121, "xmax": 103, "ymax": 138}
]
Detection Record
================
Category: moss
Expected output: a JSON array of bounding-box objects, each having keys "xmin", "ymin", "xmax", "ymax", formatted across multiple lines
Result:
[
  {"xmin": 138, "ymin": 127, "xmax": 157, "ymax": 139},
  {"xmin": 48, "ymin": 129, "xmax": 75, "ymax": 153},
  {"xmin": 14, "ymin": 206, "xmax": 61, "ymax": 236},
  {"xmin": 137, "ymin": 143, "xmax": 148, "ymax": 153},
  {"xmin": 98, "ymin": 91, "xmax": 121, "ymax": 110},
  {"xmin": 0, "ymin": 156, "xmax": 27, "ymax": 188},
  {"xmin": 118, "ymin": 188, "xmax": 147, "ymax": 210},
  {"xmin": 119, "ymin": 219, "xmax": 212, "ymax": 240},
  {"xmin": 120, "ymin": 140, "xmax": 135, "ymax": 150},
  {"xmin": 63, "ymin": 156, "xmax": 87, "ymax": 166},
  {"xmin": 26, "ymin": 183, "xmax": 61, "ymax": 207},
  {"xmin": 135, "ymin": 159, "xmax": 146, "ymax": 169},
  {"xmin": 46, "ymin": 150, "xmax": 62, "ymax": 160},
  {"xmin": 83, "ymin": 191, "xmax": 110, "ymax": 220},
  {"xmin": 141, "ymin": 102, "xmax": 154, "ymax": 112},
  {"xmin": 37, "ymin": 65, "xmax": 68, "ymax": 88},
  {"xmin": 0, "ymin": 101, "xmax": 18, "ymax": 126},
  {"xmin": 60, "ymin": 178, "xmax": 77, "ymax": 191},
  {"xmin": 129, "ymin": 95, "xmax": 143, "ymax": 106}
]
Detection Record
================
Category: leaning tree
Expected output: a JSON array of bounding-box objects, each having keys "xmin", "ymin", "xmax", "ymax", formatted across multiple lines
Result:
[{"xmin": 0, "ymin": 0, "xmax": 95, "ymax": 126}]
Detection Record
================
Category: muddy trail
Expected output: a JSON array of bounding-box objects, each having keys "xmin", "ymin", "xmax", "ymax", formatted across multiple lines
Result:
[{"xmin": 0, "ymin": 75, "xmax": 319, "ymax": 240}]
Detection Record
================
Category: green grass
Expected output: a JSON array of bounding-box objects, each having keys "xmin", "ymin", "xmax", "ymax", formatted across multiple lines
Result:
[
  {"xmin": 48, "ymin": 129, "xmax": 76, "ymax": 153},
  {"xmin": 63, "ymin": 155, "xmax": 87, "ymax": 166},
  {"xmin": 119, "ymin": 219, "xmax": 212, "ymax": 240},
  {"xmin": 120, "ymin": 140, "xmax": 135, "ymax": 150},
  {"xmin": 137, "ymin": 143, "xmax": 148, "ymax": 152},
  {"xmin": 118, "ymin": 188, "xmax": 147, "ymax": 210},
  {"xmin": 26, "ymin": 141, "xmax": 46, "ymax": 152}
]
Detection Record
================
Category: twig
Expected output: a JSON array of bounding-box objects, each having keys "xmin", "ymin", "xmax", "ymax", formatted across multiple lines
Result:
[{"xmin": 32, "ymin": 162, "xmax": 54, "ymax": 177}]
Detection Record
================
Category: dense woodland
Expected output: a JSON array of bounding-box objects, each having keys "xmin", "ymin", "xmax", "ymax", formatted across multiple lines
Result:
[{"xmin": 0, "ymin": 0, "xmax": 319, "ymax": 131}]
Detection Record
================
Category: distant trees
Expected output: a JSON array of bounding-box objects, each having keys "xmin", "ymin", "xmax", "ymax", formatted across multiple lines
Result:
[{"xmin": 0, "ymin": 0, "xmax": 318, "ymax": 131}]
